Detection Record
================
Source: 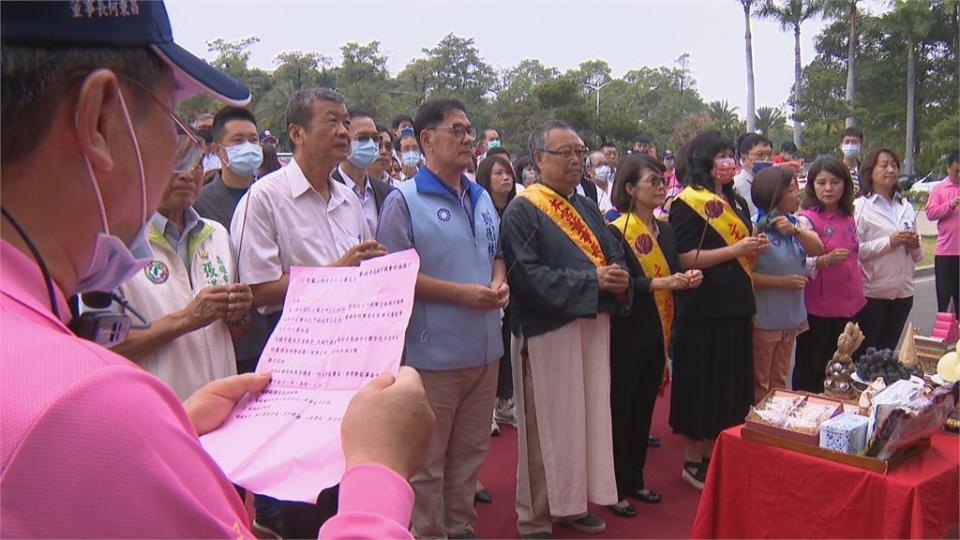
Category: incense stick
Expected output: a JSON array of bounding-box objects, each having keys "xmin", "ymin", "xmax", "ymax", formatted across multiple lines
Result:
[{"xmin": 504, "ymin": 224, "xmax": 540, "ymax": 279}]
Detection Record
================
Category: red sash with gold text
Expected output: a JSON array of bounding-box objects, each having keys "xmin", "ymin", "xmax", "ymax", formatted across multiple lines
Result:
[{"xmin": 519, "ymin": 183, "xmax": 607, "ymax": 267}]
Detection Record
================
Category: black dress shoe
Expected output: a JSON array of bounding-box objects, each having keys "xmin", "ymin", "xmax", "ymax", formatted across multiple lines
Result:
[
  {"xmin": 607, "ymin": 504, "xmax": 637, "ymax": 518},
  {"xmin": 632, "ymin": 489, "xmax": 662, "ymax": 504},
  {"xmin": 474, "ymin": 488, "xmax": 492, "ymax": 504},
  {"xmin": 648, "ymin": 436, "xmax": 661, "ymax": 447}
]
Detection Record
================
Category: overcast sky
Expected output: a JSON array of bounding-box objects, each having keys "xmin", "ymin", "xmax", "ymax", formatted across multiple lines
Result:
[{"xmin": 166, "ymin": 1, "xmax": 888, "ymax": 118}]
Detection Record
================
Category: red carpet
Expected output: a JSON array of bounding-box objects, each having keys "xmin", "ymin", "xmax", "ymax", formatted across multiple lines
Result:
[
  {"xmin": 246, "ymin": 390, "xmax": 701, "ymax": 538},
  {"xmin": 475, "ymin": 390, "xmax": 701, "ymax": 539}
]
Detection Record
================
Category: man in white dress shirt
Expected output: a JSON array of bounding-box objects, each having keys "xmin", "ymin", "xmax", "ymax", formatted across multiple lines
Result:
[{"xmin": 230, "ymin": 87, "xmax": 387, "ymax": 538}]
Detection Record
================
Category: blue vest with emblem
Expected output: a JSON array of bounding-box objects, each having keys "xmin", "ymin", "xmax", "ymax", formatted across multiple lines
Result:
[{"xmin": 398, "ymin": 168, "xmax": 503, "ymax": 371}]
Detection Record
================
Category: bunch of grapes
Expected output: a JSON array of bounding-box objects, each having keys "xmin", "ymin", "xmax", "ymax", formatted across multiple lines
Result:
[{"xmin": 855, "ymin": 347, "xmax": 914, "ymax": 384}]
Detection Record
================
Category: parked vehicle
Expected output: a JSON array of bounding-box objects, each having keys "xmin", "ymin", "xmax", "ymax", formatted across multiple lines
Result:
[{"xmin": 907, "ymin": 172, "xmax": 946, "ymax": 193}]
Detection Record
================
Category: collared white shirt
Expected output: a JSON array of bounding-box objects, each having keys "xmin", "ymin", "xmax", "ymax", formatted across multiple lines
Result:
[
  {"xmin": 202, "ymin": 153, "xmax": 221, "ymax": 172},
  {"xmin": 231, "ymin": 157, "xmax": 371, "ymax": 312},
  {"xmin": 338, "ymin": 165, "xmax": 379, "ymax": 234},
  {"xmin": 854, "ymin": 193, "xmax": 923, "ymax": 299},
  {"xmin": 733, "ymin": 168, "xmax": 757, "ymax": 221},
  {"xmin": 596, "ymin": 184, "xmax": 613, "ymax": 213}
]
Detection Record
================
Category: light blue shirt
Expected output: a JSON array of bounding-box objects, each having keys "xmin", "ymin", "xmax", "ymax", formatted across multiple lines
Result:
[{"xmin": 151, "ymin": 207, "xmax": 204, "ymax": 278}]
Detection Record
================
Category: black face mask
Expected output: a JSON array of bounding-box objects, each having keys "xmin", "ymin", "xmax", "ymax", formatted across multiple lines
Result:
[{"xmin": 197, "ymin": 128, "xmax": 213, "ymax": 145}]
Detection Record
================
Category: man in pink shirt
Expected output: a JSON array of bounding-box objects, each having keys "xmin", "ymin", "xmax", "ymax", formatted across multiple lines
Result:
[
  {"xmin": 926, "ymin": 150, "xmax": 960, "ymax": 316},
  {"xmin": 0, "ymin": 3, "xmax": 432, "ymax": 538}
]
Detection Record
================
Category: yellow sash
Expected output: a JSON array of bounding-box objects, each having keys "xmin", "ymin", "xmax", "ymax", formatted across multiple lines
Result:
[
  {"xmin": 518, "ymin": 183, "xmax": 607, "ymax": 267},
  {"xmin": 677, "ymin": 186, "xmax": 754, "ymax": 279},
  {"xmin": 611, "ymin": 214, "xmax": 674, "ymax": 373}
]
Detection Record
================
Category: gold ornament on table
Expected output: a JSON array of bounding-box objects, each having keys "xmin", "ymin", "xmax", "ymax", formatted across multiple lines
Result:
[
  {"xmin": 898, "ymin": 323, "xmax": 919, "ymax": 368},
  {"xmin": 824, "ymin": 322, "xmax": 865, "ymax": 397}
]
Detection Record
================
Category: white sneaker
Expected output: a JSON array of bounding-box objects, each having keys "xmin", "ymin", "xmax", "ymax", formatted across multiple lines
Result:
[
  {"xmin": 494, "ymin": 399, "xmax": 517, "ymax": 426},
  {"xmin": 491, "ymin": 411, "xmax": 500, "ymax": 436}
]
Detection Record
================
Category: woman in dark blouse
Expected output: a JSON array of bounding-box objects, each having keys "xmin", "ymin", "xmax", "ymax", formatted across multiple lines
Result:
[
  {"xmin": 606, "ymin": 154, "xmax": 703, "ymax": 517},
  {"xmin": 668, "ymin": 131, "xmax": 770, "ymax": 490}
]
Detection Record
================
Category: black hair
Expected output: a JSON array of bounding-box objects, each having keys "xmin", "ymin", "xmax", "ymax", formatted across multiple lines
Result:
[
  {"xmin": 260, "ymin": 142, "xmax": 281, "ymax": 176},
  {"xmin": 599, "ymin": 142, "xmax": 617, "ymax": 151},
  {"xmin": 395, "ymin": 132, "xmax": 419, "ymax": 152},
  {"xmin": 348, "ymin": 107, "xmax": 373, "ymax": 121},
  {"xmin": 860, "ymin": 147, "xmax": 902, "ymax": 197},
  {"xmin": 948, "ymin": 150, "xmax": 959, "ymax": 166},
  {"xmin": 476, "ymin": 155, "xmax": 516, "ymax": 210},
  {"xmin": 487, "ymin": 146, "xmax": 512, "ymax": 161},
  {"xmin": 611, "ymin": 154, "xmax": 666, "ymax": 213},
  {"xmin": 2, "ymin": 45, "xmax": 170, "ymax": 163},
  {"xmin": 802, "ymin": 155, "xmax": 855, "ymax": 216},
  {"xmin": 631, "ymin": 134, "xmax": 653, "ymax": 145},
  {"xmin": 684, "ymin": 130, "xmax": 736, "ymax": 200},
  {"xmin": 514, "ymin": 155, "xmax": 534, "ymax": 177},
  {"xmin": 841, "ymin": 126, "xmax": 864, "ymax": 142},
  {"xmin": 751, "ymin": 166, "xmax": 794, "ymax": 212},
  {"xmin": 392, "ymin": 114, "xmax": 414, "ymax": 129},
  {"xmin": 212, "ymin": 105, "xmax": 257, "ymax": 144},
  {"xmin": 780, "ymin": 141, "xmax": 798, "ymax": 153},
  {"xmin": 413, "ymin": 98, "xmax": 467, "ymax": 148},
  {"xmin": 736, "ymin": 133, "xmax": 771, "ymax": 159}
]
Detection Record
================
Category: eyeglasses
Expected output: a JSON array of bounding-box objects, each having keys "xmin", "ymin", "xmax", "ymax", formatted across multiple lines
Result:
[
  {"xmin": 117, "ymin": 75, "xmax": 204, "ymax": 173},
  {"xmin": 540, "ymin": 147, "xmax": 588, "ymax": 161},
  {"xmin": 640, "ymin": 175, "xmax": 666, "ymax": 187},
  {"xmin": 432, "ymin": 124, "xmax": 474, "ymax": 139}
]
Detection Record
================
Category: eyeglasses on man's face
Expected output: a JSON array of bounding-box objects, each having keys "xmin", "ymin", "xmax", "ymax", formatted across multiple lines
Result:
[
  {"xmin": 541, "ymin": 147, "xmax": 588, "ymax": 161},
  {"xmin": 117, "ymin": 74, "xmax": 204, "ymax": 173},
  {"xmin": 431, "ymin": 123, "xmax": 474, "ymax": 140}
]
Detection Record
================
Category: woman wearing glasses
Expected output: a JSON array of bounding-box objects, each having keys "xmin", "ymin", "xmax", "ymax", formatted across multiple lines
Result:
[{"xmin": 606, "ymin": 154, "xmax": 702, "ymax": 517}]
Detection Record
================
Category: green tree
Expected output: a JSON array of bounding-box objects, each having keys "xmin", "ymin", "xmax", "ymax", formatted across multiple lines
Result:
[
  {"xmin": 755, "ymin": 106, "xmax": 786, "ymax": 135},
  {"xmin": 335, "ymin": 41, "xmax": 391, "ymax": 117},
  {"xmin": 707, "ymin": 100, "xmax": 746, "ymax": 140},
  {"xmin": 821, "ymin": 0, "xmax": 861, "ymax": 127}
]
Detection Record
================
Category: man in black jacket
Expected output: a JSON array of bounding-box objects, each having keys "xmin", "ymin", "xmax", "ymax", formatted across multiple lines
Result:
[{"xmin": 332, "ymin": 108, "xmax": 394, "ymax": 234}]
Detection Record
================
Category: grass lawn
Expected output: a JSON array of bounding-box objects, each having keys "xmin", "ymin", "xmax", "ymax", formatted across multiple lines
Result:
[{"xmin": 921, "ymin": 235, "xmax": 937, "ymax": 267}]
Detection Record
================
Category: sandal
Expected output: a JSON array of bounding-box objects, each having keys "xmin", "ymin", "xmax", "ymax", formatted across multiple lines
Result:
[
  {"xmin": 681, "ymin": 461, "xmax": 707, "ymax": 490},
  {"xmin": 607, "ymin": 503, "xmax": 637, "ymax": 518},
  {"xmin": 632, "ymin": 489, "xmax": 662, "ymax": 504}
]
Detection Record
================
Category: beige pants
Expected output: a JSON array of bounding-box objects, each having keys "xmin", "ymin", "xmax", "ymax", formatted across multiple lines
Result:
[
  {"xmin": 513, "ymin": 317, "xmax": 617, "ymax": 536},
  {"xmin": 410, "ymin": 361, "xmax": 499, "ymax": 539},
  {"xmin": 753, "ymin": 325, "xmax": 805, "ymax": 403}
]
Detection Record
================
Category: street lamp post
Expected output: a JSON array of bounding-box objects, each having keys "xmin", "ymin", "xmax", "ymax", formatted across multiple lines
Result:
[{"xmin": 584, "ymin": 77, "xmax": 610, "ymax": 117}]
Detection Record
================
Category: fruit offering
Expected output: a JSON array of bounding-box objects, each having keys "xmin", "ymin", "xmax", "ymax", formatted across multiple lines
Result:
[
  {"xmin": 937, "ymin": 341, "xmax": 960, "ymax": 383},
  {"xmin": 855, "ymin": 348, "xmax": 916, "ymax": 385}
]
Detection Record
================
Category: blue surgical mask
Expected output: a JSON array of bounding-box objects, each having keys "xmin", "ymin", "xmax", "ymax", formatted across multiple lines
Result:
[
  {"xmin": 225, "ymin": 142, "xmax": 263, "ymax": 177},
  {"xmin": 841, "ymin": 143, "xmax": 861, "ymax": 158},
  {"xmin": 487, "ymin": 139, "xmax": 502, "ymax": 150},
  {"xmin": 399, "ymin": 126, "xmax": 415, "ymax": 137},
  {"xmin": 348, "ymin": 138, "xmax": 379, "ymax": 168},
  {"xmin": 401, "ymin": 150, "xmax": 421, "ymax": 167},
  {"xmin": 75, "ymin": 88, "xmax": 154, "ymax": 294},
  {"xmin": 752, "ymin": 161, "xmax": 774, "ymax": 174},
  {"xmin": 595, "ymin": 164, "xmax": 613, "ymax": 183}
]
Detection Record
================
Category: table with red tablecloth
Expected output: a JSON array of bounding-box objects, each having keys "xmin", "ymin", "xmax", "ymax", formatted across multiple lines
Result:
[{"xmin": 691, "ymin": 426, "xmax": 959, "ymax": 538}]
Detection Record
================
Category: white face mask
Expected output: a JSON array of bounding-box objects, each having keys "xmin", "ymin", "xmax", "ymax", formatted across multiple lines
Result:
[
  {"xmin": 75, "ymin": 87, "xmax": 154, "ymax": 294},
  {"xmin": 595, "ymin": 164, "xmax": 613, "ymax": 183},
  {"xmin": 841, "ymin": 143, "xmax": 861, "ymax": 158}
]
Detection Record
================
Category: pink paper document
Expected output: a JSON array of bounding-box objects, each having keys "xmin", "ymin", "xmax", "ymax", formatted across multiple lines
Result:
[{"xmin": 201, "ymin": 250, "xmax": 420, "ymax": 503}]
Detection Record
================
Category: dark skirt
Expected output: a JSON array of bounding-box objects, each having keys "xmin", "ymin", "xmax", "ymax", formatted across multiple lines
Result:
[{"xmin": 669, "ymin": 316, "xmax": 754, "ymax": 440}]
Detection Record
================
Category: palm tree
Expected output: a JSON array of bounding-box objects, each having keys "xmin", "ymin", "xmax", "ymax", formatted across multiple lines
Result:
[
  {"xmin": 822, "ymin": 0, "xmax": 861, "ymax": 127},
  {"xmin": 755, "ymin": 106, "xmax": 786, "ymax": 136},
  {"xmin": 708, "ymin": 100, "xmax": 745, "ymax": 139},
  {"xmin": 739, "ymin": 0, "xmax": 759, "ymax": 133},
  {"xmin": 884, "ymin": 1, "xmax": 934, "ymax": 175},
  {"xmin": 759, "ymin": 0, "xmax": 824, "ymax": 146}
]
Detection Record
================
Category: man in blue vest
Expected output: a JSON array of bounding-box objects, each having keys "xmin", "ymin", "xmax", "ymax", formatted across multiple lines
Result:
[{"xmin": 377, "ymin": 98, "xmax": 508, "ymax": 539}]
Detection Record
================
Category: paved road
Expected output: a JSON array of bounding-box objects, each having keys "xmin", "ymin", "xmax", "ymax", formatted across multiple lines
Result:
[{"xmin": 901, "ymin": 273, "xmax": 939, "ymax": 347}]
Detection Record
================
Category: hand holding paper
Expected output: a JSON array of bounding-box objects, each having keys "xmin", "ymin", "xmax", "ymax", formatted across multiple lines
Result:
[{"xmin": 201, "ymin": 250, "xmax": 420, "ymax": 503}]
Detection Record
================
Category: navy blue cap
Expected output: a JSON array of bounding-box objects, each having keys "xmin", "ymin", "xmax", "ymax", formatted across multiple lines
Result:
[{"xmin": 1, "ymin": 1, "xmax": 250, "ymax": 106}]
